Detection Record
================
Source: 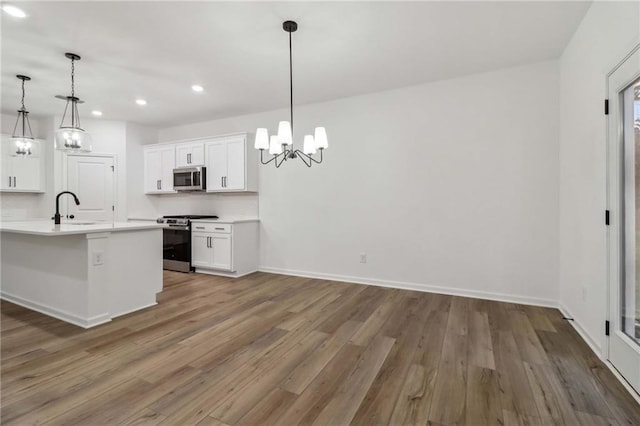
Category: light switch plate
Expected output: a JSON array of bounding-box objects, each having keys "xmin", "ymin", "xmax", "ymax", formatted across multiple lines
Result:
[{"xmin": 93, "ymin": 251, "xmax": 105, "ymax": 266}]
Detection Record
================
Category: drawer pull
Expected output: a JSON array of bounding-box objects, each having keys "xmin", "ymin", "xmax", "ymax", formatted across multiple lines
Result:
[
  {"xmin": 195, "ymin": 226, "xmax": 205, "ymax": 230},
  {"xmin": 215, "ymin": 227, "xmax": 225, "ymax": 230}
]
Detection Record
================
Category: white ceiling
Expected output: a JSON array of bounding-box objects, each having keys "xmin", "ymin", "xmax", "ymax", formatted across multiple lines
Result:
[{"xmin": 1, "ymin": 1, "xmax": 591, "ymax": 127}]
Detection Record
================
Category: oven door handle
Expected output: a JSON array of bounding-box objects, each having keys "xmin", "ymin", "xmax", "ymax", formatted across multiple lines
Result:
[{"xmin": 167, "ymin": 225, "xmax": 190, "ymax": 231}]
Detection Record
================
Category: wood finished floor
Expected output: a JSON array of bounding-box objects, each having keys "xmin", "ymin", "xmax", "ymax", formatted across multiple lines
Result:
[{"xmin": 1, "ymin": 271, "xmax": 639, "ymax": 425}]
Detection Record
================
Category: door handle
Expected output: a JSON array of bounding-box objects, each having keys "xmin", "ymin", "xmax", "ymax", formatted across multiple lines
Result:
[
  {"xmin": 188, "ymin": 153, "xmax": 191, "ymax": 164},
  {"xmin": 221, "ymin": 176, "xmax": 223, "ymax": 188},
  {"xmin": 223, "ymin": 176, "xmax": 226, "ymax": 187},
  {"xmin": 207, "ymin": 236, "xmax": 211, "ymax": 248},
  {"xmin": 8, "ymin": 176, "xmax": 11, "ymax": 187},
  {"xmin": 156, "ymin": 179, "xmax": 160, "ymax": 190},
  {"xmin": 160, "ymin": 180, "xmax": 162, "ymax": 190},
  {"xmin": 13, "ymin": 177, "xmax": 16, "ymax": 187}
]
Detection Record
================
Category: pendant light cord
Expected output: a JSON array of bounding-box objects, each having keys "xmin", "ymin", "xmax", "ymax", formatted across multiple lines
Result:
[
  {"xmin": 20, "ymin": 79, "xmax": 25, "ymax": 111},
  {"xmin": 70, "ymin": 57, "xmax": 76, "ymax": 128},
  {"xmin": 289, "ymin": 30, "xmax": 294, "ymax": 143}
]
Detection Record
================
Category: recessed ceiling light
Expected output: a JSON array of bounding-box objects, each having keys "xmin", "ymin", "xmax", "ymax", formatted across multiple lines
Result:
[
  {"xmin": 91, "ymin": 110, "xmax": 103, "ymax": 116},
  {"xmin": 2, "ymin": 5, "xmax": 27, "ymax": 18},
  {"xmin": 136, "ymin": 99, "xmax": 147, "ymax": 106},
  {"xmin": 191, "ymin": 85, "xmax": 204, "ymax": 93}
]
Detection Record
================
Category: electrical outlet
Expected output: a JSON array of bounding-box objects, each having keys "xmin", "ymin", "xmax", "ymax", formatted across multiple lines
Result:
[
  {"xmin": 360, "ymin": 253, "xmax": 367, "ymax": 264},
  {"xmin": 93, "ymin": 251, "xmax": 104, "ymax": 266}
]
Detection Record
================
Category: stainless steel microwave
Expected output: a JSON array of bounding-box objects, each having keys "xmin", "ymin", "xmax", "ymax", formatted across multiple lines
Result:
[{"xmin": 173, "ymin": 167, "xmax": 206, "ymax": 191}]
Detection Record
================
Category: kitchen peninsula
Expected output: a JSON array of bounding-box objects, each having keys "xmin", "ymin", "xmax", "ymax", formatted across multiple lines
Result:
[{"xmin": 0, "ymin": 220, "xmax": 166, "ymax": 328}]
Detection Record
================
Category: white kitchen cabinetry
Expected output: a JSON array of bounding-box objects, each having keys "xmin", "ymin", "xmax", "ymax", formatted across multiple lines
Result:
[
  {"xmin": 0, "ymin": 135, "xmax": 45, "ymax": 193},
  {"xmin": 175, "ymin": 142, "xmax": 204, "ymax": 167},
  {"xmin": 205, "ymin": 134, "xmax": 257, "ymax": 192},
  {"xmin": 191, "ymin": 219, "xmax": 258, "ymax": 278},
  {"xmin": 143, "ymin": 145, "xmax": 176, "ymax": 194}
]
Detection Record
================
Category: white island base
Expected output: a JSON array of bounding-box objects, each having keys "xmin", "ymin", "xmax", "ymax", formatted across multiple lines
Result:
[{"xmin": 1, "ymin": 222, "xmax": 163, "ymax": 328}]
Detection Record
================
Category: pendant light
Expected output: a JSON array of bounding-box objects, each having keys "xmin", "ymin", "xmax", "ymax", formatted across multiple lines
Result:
[
  {"xmin": 11, "ymin": 75, "xmax": 34, "ymax": 156},
  {"xmin": 254, "ymin": 21, "xmax": 328, "ymax": 168},
  {"xmin": 55, "ymin": 53, "xmax": 92, "ymax": 152}
]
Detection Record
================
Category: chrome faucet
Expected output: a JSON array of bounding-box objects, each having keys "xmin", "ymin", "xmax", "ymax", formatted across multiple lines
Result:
[{"xmin": 54, "ymin": 191, "xmax": 80, "ymax": 224}]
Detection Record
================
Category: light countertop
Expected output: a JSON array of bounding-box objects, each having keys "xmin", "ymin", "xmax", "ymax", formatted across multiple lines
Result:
[
  {"xmin": 0, "ymin": 220, "xmax": 166, "ymax": 236},
  {"xmin": 190, "ymin": 218, "xmax": 259, "ymax": 224},
  {"xmin": 127, "ymin": 217, "xmax": 259, "ymax": 224}
]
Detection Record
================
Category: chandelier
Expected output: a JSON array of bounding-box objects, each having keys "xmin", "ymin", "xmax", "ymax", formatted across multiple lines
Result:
[
  {"xmin": 54, "ymin": 53, "xmax": 92, "ymax": 152},
  {"xmin": 11, "ymin": 75, "xmax": 34, "ymax": 156},
  {"xmin": 254, "ymin": 21, "xmax": 328, "ymax": 168}
]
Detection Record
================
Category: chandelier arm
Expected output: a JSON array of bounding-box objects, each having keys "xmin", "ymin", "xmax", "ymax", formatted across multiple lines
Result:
[
  {"xmin": 11, "ymin": 113, "xmax": 20, "ymax": 138},
  {"xmin": 275, "ymin": 150, "xmax": 290, "ymax": 168},
  {"xmin": 26, "ymin": 114, "xmax": 33, "ymax": 139},
  {"xmin": 59, "ymin": 100, "xmax": 70, "ymax": 128},
  {"xmin": 74, "ymin": 101, "xmax": 81, "ymax": 129},
  {"xmin": 310, "ymin": 149, "xmax": 323, "ymax": 164},
  {"xmin": 294, "ymin": 150, "xmax": 313, "ymax": 168},
  {"xmin": 260, "ymin": 149, "xmax": 280, "ymax": 165}
]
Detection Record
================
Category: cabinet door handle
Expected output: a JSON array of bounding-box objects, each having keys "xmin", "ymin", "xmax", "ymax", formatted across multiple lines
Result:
[
  {"xmin": 207, "ymin": 236, "xmax": 212, "ymax": 248},
  {"xmin": 13, "ymin": 177, "xmax": 16, "ymax": 187},
  {"xmin": 8, "ymin": 176, "xmax": 11, "ymax": 187},
  {"xmin": 188, "ymin": 153, "xmax": 192, "ymax": 164},
  {"xmin": 160, "ymin": 180, "xmax": 162, "ymax": 190},
  {"xmin": 221, "ymin": 176, "xmax": 223, "ymax": 188}
]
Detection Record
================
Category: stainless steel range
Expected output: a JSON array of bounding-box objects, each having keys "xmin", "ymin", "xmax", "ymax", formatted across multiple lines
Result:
[{"xmin": 157, "ymin": 215, "xmax": 218, "ymax": 272}]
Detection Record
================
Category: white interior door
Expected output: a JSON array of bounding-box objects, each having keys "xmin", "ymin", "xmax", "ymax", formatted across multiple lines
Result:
[
  {"xmin": 66, "ymin": 155, "xmax": 115, "ymax": 222},
  {"xmin": 607, "ymin": 44, "xmax": 640, "ymax": 394}
]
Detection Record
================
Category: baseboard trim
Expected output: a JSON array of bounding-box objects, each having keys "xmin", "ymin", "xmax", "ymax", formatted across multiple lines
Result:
[
  {"xmin": 195, "ymin": 268, "xmax": 258, "ymax": 279},
  {"xmin": 604, "ymin": 360, "xmax": 640, "ymax": 404},
  {"xmin": 551, "ymin": 304, "xmax": 640, "ymax": 403},
  {"xmin": 257, "ymin": 266, "xmax": 558, "ymax": 308},
  {"xmin": 110, "ymin": 301, "xmax": 157, "ymax": 319},
  {"xmin": 0, "ymin": 292, "xmax": 111, "ymax": 329},
  {"xmin": 558, "ymin": 304, "xmax": 603, "ymax": 356}
]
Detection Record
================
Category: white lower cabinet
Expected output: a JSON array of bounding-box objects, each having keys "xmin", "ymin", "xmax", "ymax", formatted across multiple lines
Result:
[{"xmin": 191, "ymin": 220, "xmax": 259, "ymax": 277}]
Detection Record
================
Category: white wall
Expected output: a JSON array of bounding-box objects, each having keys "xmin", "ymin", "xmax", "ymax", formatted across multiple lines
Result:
[
  {"xmin": 558, "ymin": 1, "xmax": 640, "ymax": 353},
  {"xmin": 160, "ymin": 60, "xmax": 560, "ymax": 305}
]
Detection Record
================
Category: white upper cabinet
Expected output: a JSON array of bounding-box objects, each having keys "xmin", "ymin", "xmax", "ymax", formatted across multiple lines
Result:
[
  {"xmin": 0, "ymin": 135, "xmax": 45, "ymax": 193},
  {"xmin": 143, "ymin": 133, "xmax": 257, "ymax": 194},
  {"xmin": 143, "ymin": 145, "xmax": 176, "ymax": 194},
  {"xmin": 175, "ymin": 142, "xmax": 204, "ymax": 167},
  {"xmin": 205, "ymin": 134, "xmax": 257, "ymax": 192}
]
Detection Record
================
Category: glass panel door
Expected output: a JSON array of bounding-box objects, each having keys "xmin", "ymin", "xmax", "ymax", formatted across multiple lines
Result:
[
  {"xmin": 623, "ymin": 77, "xmax": 640, "ymax": 345},
  {"xmin": 607, "ymin": 44, "xmax": 640, "ymax": 395}
]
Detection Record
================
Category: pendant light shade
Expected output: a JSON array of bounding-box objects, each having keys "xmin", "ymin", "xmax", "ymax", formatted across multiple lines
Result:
[
  {"xmin": 269, "ymin": 135, "xmax": 283, "ymax": 155},
  {"xmin": 254, "ymin": 128, "xmax": 269, "ymax": 150},
  {"xmin": 255, "ymin": 21, "xmax": 327, "ymax": 168},
  {"xmin": 11, "ymin": 75, "xmax": 34, "ymax": 156},
  {"xmin": 303, "ymin": 135, "xmax": 316, "ymax": 155},
  {"xmin": 314, "ymin": 127, "xmax": 328, "ymax": 150},
  {"xmin": 277, "ymin": 121, "xmax": 293, "ymax": 146},
  {"xmin": 55, "ymin": 53, "xmax": 92, "ymax": 152}
]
